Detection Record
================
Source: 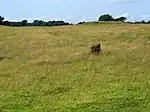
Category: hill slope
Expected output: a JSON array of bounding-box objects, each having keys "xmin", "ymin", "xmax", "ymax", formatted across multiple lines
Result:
[{"xmin": 0, "ymin": 24, "xmax": 150, "ymax": 112}]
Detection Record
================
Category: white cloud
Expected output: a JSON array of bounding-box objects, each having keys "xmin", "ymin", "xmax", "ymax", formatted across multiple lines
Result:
[{"xmin": 115, "ymin": 13, "xmax": 129, "ymax": 18}]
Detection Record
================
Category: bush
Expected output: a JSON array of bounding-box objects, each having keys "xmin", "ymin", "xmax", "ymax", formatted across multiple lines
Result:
[
  {"xmin": 78, "ymin": 22, "xmax": 86, "ymax": 24},
  {"xmin": 98, "ymin": 14, "xmax": 114, "ymax": 21},
  {"xmin": 90, "ymin": 43, "xmax": 101, "ymax": 55}
]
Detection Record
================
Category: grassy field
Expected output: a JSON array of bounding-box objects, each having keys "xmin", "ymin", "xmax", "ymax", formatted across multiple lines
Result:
[{"xmin": 0, "ymin": 22, "xmax": 150, "ymax": 112}]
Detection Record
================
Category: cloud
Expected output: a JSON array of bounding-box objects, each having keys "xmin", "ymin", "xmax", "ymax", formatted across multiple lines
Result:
[{"xmin": 115, "ymin": 13, "xmax": 129, "ymax": 18}]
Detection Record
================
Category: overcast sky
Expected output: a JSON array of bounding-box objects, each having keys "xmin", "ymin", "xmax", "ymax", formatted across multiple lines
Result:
[{"xmin": 1, "ymin": 0, "xmax": 150, "ymax": 23}]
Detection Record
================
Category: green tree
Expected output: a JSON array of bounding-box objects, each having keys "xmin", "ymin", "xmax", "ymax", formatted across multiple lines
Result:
[
  {"xmin": 39, "ymin": 20, "xmax": 44, "ymax": 26},
  {"xmin": 21, "ymin": 20, "xmax": 28, "ymax": 26},
  {"xmin": 47, "ymin": 21, "xmax": 53, "ymax": 26},
  {"xmin": 32, "ymin": 20, "xmax": 44, "ymax": 26},
  {"xmin": 0, "ymin": 16, "xmax": 4, "ymax": 24},
  {"xmin": 10, "ymin": 22, "xmax": 21, "ymax": 27},
  {"xmin": 2, "ymin": 21, "xmax": 10, "ymax": 26},
  {"xmin": 98, "ymin": 14, "xmax": 114, "ymax": 21},
  {"xmin": 33, "ymin": 20, "xmax": 40, "ymax": 26},
  {"xmin": 115, "ymin": 17, "xmax": 127, "ymax": 22},
  {"xmin": 141, "ymin": 20, "xmax": 145, "ymax": 23}
]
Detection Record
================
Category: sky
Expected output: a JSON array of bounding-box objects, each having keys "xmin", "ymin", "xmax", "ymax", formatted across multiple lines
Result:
[{"xmin": 1, "ymin": 0, "xmax": 150, "ymax": 23}]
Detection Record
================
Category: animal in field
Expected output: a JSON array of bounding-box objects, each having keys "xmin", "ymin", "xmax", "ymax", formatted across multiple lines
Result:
[{"xmin": 90, "ymin": 43, "xmax": 101, "ymax": 54}]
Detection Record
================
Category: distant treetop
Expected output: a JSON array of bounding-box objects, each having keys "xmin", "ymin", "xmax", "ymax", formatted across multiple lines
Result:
[{"xmin": 98, "ymin": 14, "xmax": 127, "ymax": 22}]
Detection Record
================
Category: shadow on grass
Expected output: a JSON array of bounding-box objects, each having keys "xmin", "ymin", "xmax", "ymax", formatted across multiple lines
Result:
[
  {"xmin": 0, "ymin": 56, "xmax": 12, "ymax": 61},
  {"xmin": 43, "ymin": 86, "xmax": 72, "ymax": 95}
]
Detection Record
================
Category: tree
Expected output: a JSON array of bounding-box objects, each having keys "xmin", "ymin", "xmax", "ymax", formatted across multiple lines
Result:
[
  {"xmin": 141, "ymin": 20, "xmax": 145, "ymax": 23},
  {"xmin": 21, "ymin": 20, "xmax": 28, "ymax": 26},
  {"xmin": 0, "ymin": 16, "xmax": 4, "ymax": 24},
  {"xmin": 54, "ymin": 21, "xmax": 67, "ymax": 26},
  {"xmin": 0, "ymin": 16, "xmax": 71, "ymax": 27},
  {"xmin": 47, "ymin": 21, "xmax": 53, "ymax": 26},
  {"xmin": 32, "ymin": 20, "xmax": 40, "ymax": 26},
  {"xmin": 32, "ymin": 20, "xmax": 44, "ymax": 26},
  {"xmin": 147, "ymin": 21, "xmax": 150, "ymax": 23},
  {"xmin": 98, "ymin": 14, "xmax": 114, "ymax": 21},
  {"xmin": 115, "ymin": 17, "xmax": 127, "ymax": 22},
  {"xmin": 2, "ymin": 21, "xmax": 10, "ymax": 26},
  {"xmin": 41, "ymin": 22, "xmax": 48, "ymax": 26},
  {"xmin": 39, "ymin": 20, "xmax": 44, "ymax": 26},
  {"xmin": 78, "ymin": 22, "xmax": 86, "ymax": 24},
  {"xmin": 10, "ymin": 22, "xmax": 21, "ymax": 26}
]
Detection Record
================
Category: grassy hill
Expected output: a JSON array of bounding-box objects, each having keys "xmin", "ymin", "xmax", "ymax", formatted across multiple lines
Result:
[{"xmin": 0, "ymin": 23, "xmax": 150, "ymax": 112}]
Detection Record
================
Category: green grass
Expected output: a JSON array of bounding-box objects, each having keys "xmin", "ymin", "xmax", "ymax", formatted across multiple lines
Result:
[{"xmin": 0, "ymin": 23, "xmax": 150, "ymax": 112}]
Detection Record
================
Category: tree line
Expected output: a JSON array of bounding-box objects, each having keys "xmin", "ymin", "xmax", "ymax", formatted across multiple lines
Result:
[
  {"xmin": 1, "ymin": 14, "xmax": 150, "ymax": 27},
  {"xmin": 99, "ymin": 14, "xmax": 150, "ymax": 24},
  {"xmin": 78, "ymin": 14, "xmax": 150, "ymax": 24},
  {"xmin": 0, "ymin": 16, "xmax": 71, "ymax": 27}
]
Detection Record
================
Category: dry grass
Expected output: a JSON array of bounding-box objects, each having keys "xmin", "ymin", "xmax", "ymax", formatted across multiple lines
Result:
[{"xmin": 0, "ymin": 23, "xmax": 150, "ymax": 112}]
